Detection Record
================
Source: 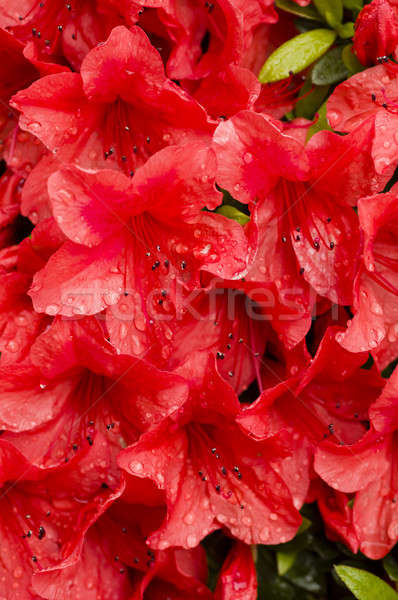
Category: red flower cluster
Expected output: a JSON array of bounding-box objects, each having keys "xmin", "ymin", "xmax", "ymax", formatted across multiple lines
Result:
[{"xmin": 2, "ymin": 0, "xmax": 398, "ymax": 597}]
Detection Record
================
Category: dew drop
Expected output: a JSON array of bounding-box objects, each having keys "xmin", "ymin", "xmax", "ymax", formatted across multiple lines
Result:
[
  {"xmin": 183, "ymin": 513, "xmax": 194, "ymax": 525},
  {"xmin": 45, "ymin": 304, "xmax": 59, "ymax": 315},
  {"xmin": 186, "ymin": 534, "xmax": 198, "ymax": 547},
  {"xmin": 327, "ymin": 109, "xmax": 342, "ymax": 126},
  {"xmin": 388, "ymin": 520, "xmax": 398, "ymax": 540},
  {"xmin": 374, "ymin": 155, "xmax": 392, "ymax": 172},
  {"xmin": 129, "ymin": 461, "xmax": 143, "ymax": 473}
]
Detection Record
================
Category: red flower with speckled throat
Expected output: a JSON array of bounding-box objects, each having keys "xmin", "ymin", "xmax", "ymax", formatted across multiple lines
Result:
[
  {"xmin": 11, "ymin": 25, "xmax": 215, "ymax": 175},
  {"xmin": 212, "ymin": 111, "xmax": 391, "ymax": 347},
  {"xmin": 28, "ymin": 144, "xmax": 249, "ymax": 319},
  {"xmin": 0, "ymin": 316, "xmax": 188, "ymax": 471},
  {"xmin": 335, "ymin": 186, "xmax": 398, "ymax": 369},
  {"xmin": 119, "ymin": 353, "xmax": 302, "ymax": 550}
]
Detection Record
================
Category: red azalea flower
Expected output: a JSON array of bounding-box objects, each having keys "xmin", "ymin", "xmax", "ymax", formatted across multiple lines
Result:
[
  {"xmin": 106, "ymin": 277, "xmax": 271, "ymax": 395},
  {"xmin": 0, "ymin": 439, "xmax": 124, "ymax": 585},
  {"xmin": 0, "ymin": 29, "xmax": 63, "ymax": 176},
  {"xmin": 191, "ymin": 65, "xmax": 261, "ymax": 120},
  {"xmin": 239, "ymin": 11, "xmax": 298, "ymax": 77},
  {"xmin": 152, "ymin": 0, "xmax": 243, "ymax": 81},
  {"xmin": 238, "ymin": 328, "xmax": 384, "ymax": 508},
  {"xmin": 0, "ymin": 0, "xmax": 141, "ymax": 69},
  {"xmin": 314, "ymin": 368, "xmax": 398, "ymax": 559},
  {"xmin": 335, "ymin": 187, "xmax": 398, "ymax": 368},
  {"xmin": 0, "ymin": 171, "xmax": 22, "ymax": 231},
  {"xmin": 11, "ymin": 25, "xmax": 214, "ymax": 175},
  {"xmin": 0, "ymin": 256, "xmax": 46, "ymax": 365},
  {"xmin": 118, "ymin": 353, "xmax": 302, "ymax": 549},
  {"xmin": 28, "ymin": 144, "xmax": 249, "ymax": 318},
  {"xmin": 0, "ymin": 316, "xmax": 188, "ymax": 469},
  {"xmin": 353, "ymin": 0, "xmax": 398, "ymax": 66},
  {"xmin": 310, "ymin": 479, "xmax": 359, "ymax": 554},
  {"xmin": 228, "ymin": 0, "xmax": 277, "ymax": 55},
  {"xmin": 213, "ymin": 111, "xmax": 387, "ymax": 345},
  {"xmin": 0, "ymin": 215, "xmax": 66, "ymax": 364},
  {"xmin": 33, "ymin": 498, "xmax": 212, "ymax": 600},
  {"xmin": 0, "ymin": 28, "xmax": 65, "ymax": 102},
  {"xmin": 19, "ymin": 153, "xmax": 60, "ymax": 224},
  {"xmin": 327, "ymin": 62, "xmax": 398, "ymax": 174},
  {"xmin": 214, "ymin": 541, "xmax": 257, "ymax": 599}
]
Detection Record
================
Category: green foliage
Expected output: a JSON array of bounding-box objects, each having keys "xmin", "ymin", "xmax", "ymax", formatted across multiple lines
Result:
[
  {"xmin": 335, "ymin": 566, "xmax": 398, "ymax": 599},
  {"xmin": 203, "ymin": 506, "xmax": 398, "ymax": 599},
  {"xmin": 342, "ymin": 0, "xmax": 363, "ymax": 13},
  {"xmin": 275, "ymin": 0, "xmax": 321, "ymax": 20},
  {"xmin": 341, "ymin": 44, "xmax": 365, "ymax": 74},
  {"xmin": 382, "ymin": 358, "xmax": 398, "ymax": 379},
  {"xmin": 216, "ymin": 205, "xmax": 250, "ymax": 226},
  {"xmin": 311, "ymin": 46, "xmax": 348, "ymax": 85},
  {"xmin": 313, "ymin": 0, "xmax": 343, "ymax": 29},
  {"xmin": 259, "ymin": 29, "xmax": 336, "ymax": 83},
  {"xmin": 384, "ymin": 555, "xmax": 398, "ymax": 582},
  {"xmin": 306, "ymin": 102, "xmax": 332, "ymax": 140},
  {"xmin": 336, "ymin": 22, "xmax": 355, "ymax": 39},
  {"xmin": 294, "ymin": 78, "xmax": 329, "ymax": 120}
]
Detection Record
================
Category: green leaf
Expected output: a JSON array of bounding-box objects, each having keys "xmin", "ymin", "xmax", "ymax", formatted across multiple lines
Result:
[
  {"xmin": 313, "ymin": 0, "xmax": 343, "ymax": 28},
  {"xmin": 336, "ymin": 22, "xmax": 355, "ymax": 38},
  {"xmin": 382, "ymin": 358, "xmax": 398, "ymax": 378},
  {"xmin": 259, "ymin": 28, "xmax": 337, "ymax": 83},
  {"xmin": 277, "ymin": 550, "xmax": 298, "ymax": 576},
  {"xmin": 298, "ymin": 516, "xmax": 312, "ymax": 534},
  {"xmin": 285, "ymin": 551, "xmax": 327, "ymax": 593},
  {"xmin": 342, "ymin": 43, "xmax": 365, "ymax": 74},
  {"xmin": 306, "ymin": 101, "xmax": 332, "ymax": 140},
  {"xmin": 216, "ymin": 205, "xmax": 250, "ymax": 226},
  {"xmin": 295, "ymin": 77, "xmax": 329, "ymax": 119},
  {"xmin": 384, "ymin": 555, "xmax": 398, "ymax": 583},
  {"xmin": 275, "ymin": 0, "xmax": 321, "ymax": 20},
  {"xmin": 311, "ymin": 46, "xmax": 348, "ymax": 85},
  {"xmin": 335, "ymin": 565, "xmax": 398, "ymax": 600},
  {"xmin": 342, "ymin": 0, "xmax": 363, "ymax": 12}
]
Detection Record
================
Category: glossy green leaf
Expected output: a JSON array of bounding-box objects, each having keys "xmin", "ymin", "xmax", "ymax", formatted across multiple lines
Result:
[
  {"xmin": 335, "ymin": 565, "xmax": 398, "ymax": 600},
  {"xmin": 311, "ymin": 46, "xmax": 348, "ymax": 85},
  {"xmin": 342, "ymin": 43, "xmax": 365, "ymax": 73},
  {"xmin": 298, "ymin": 516, "xmax": 312, "ymax": 534},
  {"xmin": 337, "ymin": 21, "xmax": 355, "ymax": 38},
  {"xmin": 342, "ymin": 0, "xmax": 363, "ymax": 12},
  {"xmin": 313, "ymin": 0, "xmax": 343, "ymax": 27},
  {"xmin": 306, "ymin": 101, "xmax": 332, "ymax": 140},
  {"xmin": 295, "ymin": 77, "xmax": 329, "ymax": 119},
  {"xmin": 277, "ymin": 550, "xmax": 298, "ymax": 576},
  {"xmin": 275, "ymin": 0, "xmax": 321, "ymax": 20},
  {"xmin": 259, "ymin": 28, "xmax": 337, "ymax": 83},
  {"xmin": 285, "ymin": 551, "xmax": 327, "ymax": 593},
  {"xmin": 384, "ymin": 555, "xmax": 398, "ymax": 583},
  {"xmin": 216, "ymin": 205, "xmax": 250, "ymax": 226},
  {"xmin": 382, "ymin": 358, "xmax": 398, "ymax": 378}
]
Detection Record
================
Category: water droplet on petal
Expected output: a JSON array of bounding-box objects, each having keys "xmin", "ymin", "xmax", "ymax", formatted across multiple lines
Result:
[
  {"xmin": 45, "ymin": 304, "xmax": 59, "ymax": 315},
  {"xmin": 183, "ymin": 513, "xmax": 194, "ymax": 525},
  {"xmin": 129, "ymin": 461, "xmax": 143, "ymax": 473},
  {"xmin": 186, "ymin": 534, "xmax": 198, "ymax": 547},
  {"xmin": 374, "ymin": 155, "xmax": 392, "ymax": 172},
  {"xmin": 327, "ymin": 109, "xmax": 342, "ymax": 126}
]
